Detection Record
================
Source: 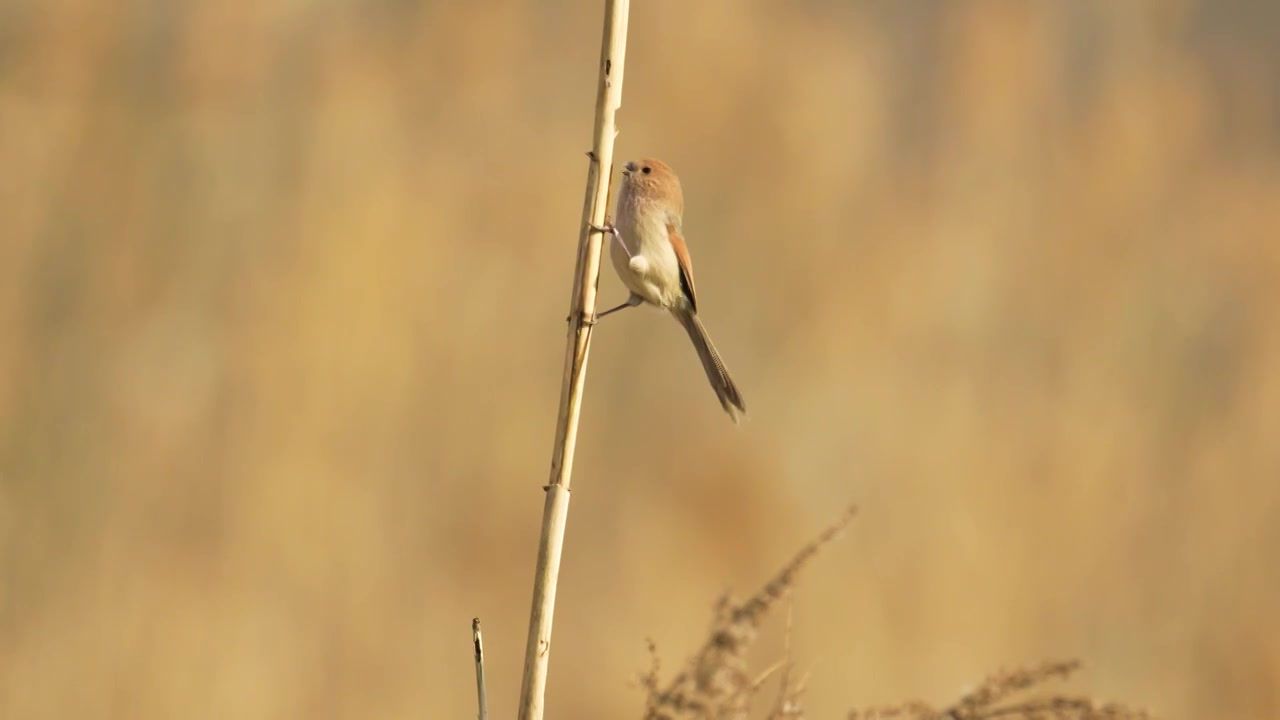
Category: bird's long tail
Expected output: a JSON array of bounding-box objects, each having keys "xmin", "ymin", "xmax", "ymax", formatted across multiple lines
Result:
[{"xmin": 675, "ymin": 310, "xmax": 746, "ymax": 423}]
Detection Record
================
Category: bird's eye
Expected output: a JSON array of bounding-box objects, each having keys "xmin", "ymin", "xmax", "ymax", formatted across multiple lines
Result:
[{"xmin": 642, "ymin": 166, "xmax": 651, "ymax": 174}]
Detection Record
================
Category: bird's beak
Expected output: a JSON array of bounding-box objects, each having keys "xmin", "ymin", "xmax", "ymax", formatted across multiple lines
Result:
[{"xmin": 620, "ymin": 161, "xmax": 635, "ymax": 176}]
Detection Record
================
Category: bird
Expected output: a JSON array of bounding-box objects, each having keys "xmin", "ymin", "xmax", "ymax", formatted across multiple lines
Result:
[{"xmin": 590, "ymin": 158, "xmax": 746, "ymax": 423}]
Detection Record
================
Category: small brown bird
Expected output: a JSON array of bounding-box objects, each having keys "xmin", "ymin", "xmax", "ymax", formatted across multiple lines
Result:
[{"xmin": 593, "ymin": 158, "xmax": 746, "ymax": 422}]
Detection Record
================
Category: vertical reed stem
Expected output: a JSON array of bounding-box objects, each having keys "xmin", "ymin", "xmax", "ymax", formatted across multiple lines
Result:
[
  {"xmin": 516, "ymin": 2, "xmax": 630, "ymax": 720},
  {"xmin": 472, "ymin": 618, "xmax": 487, "ymax": 720}
]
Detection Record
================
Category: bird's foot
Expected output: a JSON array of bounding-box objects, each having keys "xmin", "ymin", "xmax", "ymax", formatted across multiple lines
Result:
[
  {"xmin": 565, "ymin": 310, "xmax": 598, "ymax": 327},
  {"xmin": 586, "ymin": 220, "xmax": 618, "ymax": 236}
]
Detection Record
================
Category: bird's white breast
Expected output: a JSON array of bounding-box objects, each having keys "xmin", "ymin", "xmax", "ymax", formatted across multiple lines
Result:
[{"xmin": 613, "ymin": 200, "xmax": 682, "ymax": 309}]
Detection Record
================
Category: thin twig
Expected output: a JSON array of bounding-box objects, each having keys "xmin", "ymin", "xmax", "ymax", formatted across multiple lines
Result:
[
  {"xmin": 471, "ymin": 618, "xmax": 487, "ymax": 720},
  {"xmin": 771, "ymin": 602, "xmax": 794, "ymax": 709},
  {"xmin": 516, "ymin": 2, "xmax": 631, "ymax": 720}
]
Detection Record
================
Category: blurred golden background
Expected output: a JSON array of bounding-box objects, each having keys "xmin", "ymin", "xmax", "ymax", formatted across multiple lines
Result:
[{"xmin": 2, "ymin": 0, "xmax": 1278, "ymax": 718}]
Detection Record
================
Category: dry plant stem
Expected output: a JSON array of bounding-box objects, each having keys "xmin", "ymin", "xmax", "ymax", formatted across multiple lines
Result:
[
  {"xmin": 848, "ymin": 659, "xmax": 1151, "ymax": 720},
  {"xmin": 517, "ymin": 2, "xmax": 630, "ymax": 720},
  {"xmin": 642, "ymin": 506, "xmax": 857, "ymax": 720},
  {"xmin": 472, "ymin": 618, "xmax": 488, "ymax": 720}
]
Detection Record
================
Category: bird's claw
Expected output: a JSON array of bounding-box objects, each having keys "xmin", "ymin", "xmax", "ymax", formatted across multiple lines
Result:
[
  {"xmin": 565, "ymin": 311, "xmax": 598, "ymax": 327},
  {"xmin": 587, "ymin": 220, "xmax": 619, "ymax": 236}
]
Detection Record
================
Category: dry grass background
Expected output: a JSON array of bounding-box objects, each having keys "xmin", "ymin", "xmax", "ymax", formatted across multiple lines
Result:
[{"xmin": 2, "ymin": 0, "xmax": 1278, "ymax": 718}]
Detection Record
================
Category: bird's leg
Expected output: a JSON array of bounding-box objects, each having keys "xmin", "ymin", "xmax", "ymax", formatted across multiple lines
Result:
[
  {"xmin": 567, "ymin": 294, "xmax": 640, "ymax": 326},
  {"xmin": 594, "ymin": 294, "xmax": 643, "ymax": 321},
  {"xmin": 588, "ymin": 220, "xmax": 635, "ymax": 258},
  {"xmin": 567, "ymin": 303, "xmax": 625, "ymax": 325},
  {"xmin": 567, "ymin": 309, "xmax": 602, "ymax": 326},
  {"xmin": 589, "ymin": 220, "xmax": 647, "ymax": 272},
  {"xmin": 586, "ymin": 220, "xmax": 620, "ymax": 239},
  {"xmin": 585, "ymin": 220, "xmax": 644, "ymax": 321}
]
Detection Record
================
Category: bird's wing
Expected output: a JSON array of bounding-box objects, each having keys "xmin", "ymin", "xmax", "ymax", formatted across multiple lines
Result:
[{"xmin": 667, "ymin": 222, "xmax": 697, "ymax": 313}]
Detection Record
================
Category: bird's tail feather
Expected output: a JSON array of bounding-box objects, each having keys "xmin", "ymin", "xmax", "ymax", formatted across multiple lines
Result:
[{"xmin": 676, "ymin": 310, "xmax": 746, "ymax": 423}]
